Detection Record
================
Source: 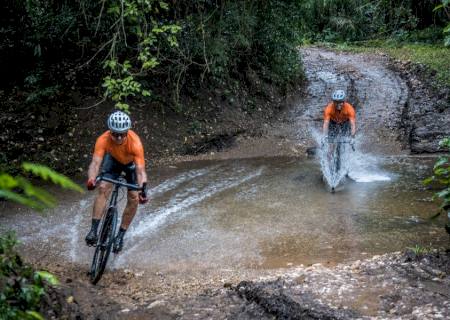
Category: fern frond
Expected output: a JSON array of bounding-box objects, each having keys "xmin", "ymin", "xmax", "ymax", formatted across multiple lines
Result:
[
  {"xmin": 22, "ymin": 163, "xmax": 84, "ymax": 193},
  {"xmin": 0, "ymin": 190, "xmax": 47, "ymax": 211},
  {"xmin": 15, "ymin": 177, "xmax": 57, "ymax": 208},
  {"xmin": 0, "ymin": 173, "xmax": 19, "ymax": 189}
]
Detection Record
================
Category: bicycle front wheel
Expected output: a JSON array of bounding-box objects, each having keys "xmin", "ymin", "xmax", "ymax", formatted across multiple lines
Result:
[{"xmin": 89, "ymin": 207, "xmax": 118, "ymax": 284}]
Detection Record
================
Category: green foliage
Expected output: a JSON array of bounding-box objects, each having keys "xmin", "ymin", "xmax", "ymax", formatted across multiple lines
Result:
[
  {"xmin": 424, "ymin": 138, "xmax": 450, "ymax": 213},
  {"xmin": 0, "ymin": 233, "xmax": 57, "ymax": 320},
  {"xmin": 96, "ymin": 0, "xmax": 181, "ymax": 112},
  {"xmin": 164, "ymin": 0, "xmax": 304, "ymax": 110},
  {"xmin": 0, "ymin": 173, "xmax": 56, "ymax": 211},
  {"xmin": 23, "ymin": 70, "xmax": 61, "ymax": 104},
  {"xmin": 434, "ymin": 0, "xmax": 450, "ymax": 46},
  {"xmin": 253, "ymin": 1, "xmax": 303, "ymax": 86},
  {"xmin": 337, "ymin": 43, "xmax": 450, "ymax": 87},
  {"xmin": 22, "ymin": 163, "xmax": 83, "ymax": 193},
  {"xmin": 298, "ymin": 0, "xmax": 447, "ymax": 43},
  {"xmin": 0, "ymin": 163, "xmax": 83, "ymax": 212},
  {"xmin": 3, "ymin": 0, "xmax": 448, "ymax": 115}
]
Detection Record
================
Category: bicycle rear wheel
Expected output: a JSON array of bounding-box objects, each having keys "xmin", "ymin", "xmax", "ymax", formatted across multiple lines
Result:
[{"xmin": 89, "ymin": 207, "xmax": 118, "ymax": 284}]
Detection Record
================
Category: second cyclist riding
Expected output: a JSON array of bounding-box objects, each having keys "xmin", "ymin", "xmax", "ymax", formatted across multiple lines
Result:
[{"xmin": 321, "ymin": 89, "xmax": 357, "ymax": 192}]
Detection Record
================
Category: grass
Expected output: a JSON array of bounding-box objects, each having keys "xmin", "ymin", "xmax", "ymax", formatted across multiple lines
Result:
[
  {"xmin": 328, "ymin": 41, "xmax": 450, "ymax": 88},
  {"xmin": 407, "ymin": 244, "xmax": 432, "ymax": 256}
]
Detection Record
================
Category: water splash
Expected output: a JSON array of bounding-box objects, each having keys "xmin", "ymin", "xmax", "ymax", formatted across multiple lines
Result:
[
  {"xmin": 310, "ymin": 129, "xmax": 350, "ymax": 189},
  {"xmin": 310, "ymin": 128, "xmax": 391, "ymax": 189},
  {"xmin": 115, "ymin": 166, "xmax": 264, "ymax": 267},
  {"xmin": 149, "ymin": 167, "xmax": 215, "ymax": 197}
]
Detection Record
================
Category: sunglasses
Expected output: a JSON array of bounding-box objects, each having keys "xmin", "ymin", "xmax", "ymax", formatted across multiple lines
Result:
[{"xmin": 111, "ymin": 131, "xmax": 128, "ymax": 138}]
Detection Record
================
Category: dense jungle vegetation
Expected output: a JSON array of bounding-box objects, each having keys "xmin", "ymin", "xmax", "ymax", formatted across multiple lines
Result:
[{"xmin": 1, "ymin": 0, "xmax": 448, "ymax": 113}]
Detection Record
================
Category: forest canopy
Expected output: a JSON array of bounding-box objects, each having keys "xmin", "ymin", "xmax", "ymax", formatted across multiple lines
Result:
[{"xmin": 0, "ymin": 0, "xmax": 448, "ymax": 112}]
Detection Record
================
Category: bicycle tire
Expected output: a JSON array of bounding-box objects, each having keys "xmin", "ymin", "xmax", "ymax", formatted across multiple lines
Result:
[
  {"xmin": 89, "ymin": 207, "xmax": 118, "ymax": 284},
  {"xmin": 336, "ymin": 143, "xmax": 341, "ymax": 173}
]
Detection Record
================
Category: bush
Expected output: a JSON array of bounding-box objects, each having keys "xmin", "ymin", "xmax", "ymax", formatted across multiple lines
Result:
[
  {"xmin": 0, "ymin": 233, "xmax": 59, "ymax": 320},
  {"xmin": 424, "ymin": 138, "xmax": 450, "ymax": 213}
]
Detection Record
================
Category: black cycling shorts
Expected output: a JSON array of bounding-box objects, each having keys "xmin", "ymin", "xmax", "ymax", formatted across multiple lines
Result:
[
  {"xmin": 328, "ymin": 120, "xmax": 351, "ymax": 140},
  {"xmin": 100, "ymin": 153, "xmax": 137, "ymax": 189}
]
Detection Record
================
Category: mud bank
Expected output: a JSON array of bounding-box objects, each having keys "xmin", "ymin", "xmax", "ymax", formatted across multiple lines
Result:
[
  {"xmin": 38, "ymin": 250, "xmax": 449, "ymax": 319},
  {"xmin": 387, "ymin": 59, "xmax": 450, "ymax": 153},
  {"xmin": 235, "ymin": 250, "xmax": 450, "ymax": 319}
]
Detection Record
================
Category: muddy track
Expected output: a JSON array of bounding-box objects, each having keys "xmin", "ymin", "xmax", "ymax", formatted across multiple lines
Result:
[
  {"xmin": 185, "ymin": 47, "xmax": 413, "ymax": 162},
  {"xmin": 2, "ymin": 48, "xmax": 450, "ymax": 319}
]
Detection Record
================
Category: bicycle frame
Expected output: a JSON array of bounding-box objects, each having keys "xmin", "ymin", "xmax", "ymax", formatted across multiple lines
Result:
[
  {"xmin": 99, "ymin": 175, "xmax": 142, "ymax": 217},
  {"xmin": 89, "ymin": 175, "xmax": 141, "ymax": 284}
]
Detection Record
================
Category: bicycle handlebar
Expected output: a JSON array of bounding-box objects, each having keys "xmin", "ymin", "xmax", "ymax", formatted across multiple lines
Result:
[
  {"xmin": 324, "ymin": 138, "xmax": 354, "ymax": 144},
  {"xmin": 96, "ymin": 175, "xmax": 143, "ymax": 191},
  {"xmin": 322, "ymin": 137, "xmax": 355, "ymax": 151}
]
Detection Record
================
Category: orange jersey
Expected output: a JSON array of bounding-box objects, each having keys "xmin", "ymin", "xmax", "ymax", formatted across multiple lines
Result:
[
  {"xmin": 323, "ymin": 102, "xmax": 356, "ymax": 124},
  {"xmin": 93, "ymin": 130, "xmax": 145, "ymax": 166}
]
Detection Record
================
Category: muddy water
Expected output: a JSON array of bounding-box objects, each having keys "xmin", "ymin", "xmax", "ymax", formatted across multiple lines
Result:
[
  {"xmin": 1, "ymin": 154, "xmax": 447, "ymax": 273},
  {"xmin": 125, "ymin": 155, "xmax": 447, "ymax": 270}
]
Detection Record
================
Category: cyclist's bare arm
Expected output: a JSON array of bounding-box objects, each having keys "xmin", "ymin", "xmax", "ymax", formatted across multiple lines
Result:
[
  {"xmin": 88, "ymin": 155, "xmax": 103, "ymax": 181},
  {"xmin": 323, "ymin": 119, "xmax": 330, "ymax": 136},
  {"xmin": 136, "ymin": 164, "xmax": 148, "ymax": 187},
  {"xmin": 350, "ymin": 118, "xmax": 356, "ymax": 137}
]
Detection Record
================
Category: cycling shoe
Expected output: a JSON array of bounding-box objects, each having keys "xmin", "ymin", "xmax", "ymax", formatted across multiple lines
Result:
[
  {"xmin": 85, "ymin": 229, "xmax": 98, "ymax": 246},
  {"xmin": 113, "ymin": 232, "xmax": 125, "ymax": 253}
]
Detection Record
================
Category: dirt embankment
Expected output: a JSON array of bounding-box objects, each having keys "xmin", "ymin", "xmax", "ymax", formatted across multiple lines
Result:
[
  {"xmin": 0, "ymin": 72, "xmax": 299, "ymax": 177},
  {"xmin": 387, "ymin": 59, "xmax": 450, "ymax": 153}
]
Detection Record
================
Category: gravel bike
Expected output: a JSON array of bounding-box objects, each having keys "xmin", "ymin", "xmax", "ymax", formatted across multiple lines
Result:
[
  {"xmin": 89, "ymin": 175, "xmax": 142, "ymax": 284},
  {"xmin": 323, "ymin": 136, "xmax": 355, "ymax": 193}
]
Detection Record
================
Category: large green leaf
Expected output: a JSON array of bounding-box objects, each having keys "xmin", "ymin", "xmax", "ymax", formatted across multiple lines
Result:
[
  {"xmin": 26, "ymin": 311, "xmax": 45, "ymax": 320},
  {"xmin": 35, "ymin": 271, "xmax": 59, "ymax": 286},
  {"xmin": 433, "ymin": 157, "xmax": 448, "ymax": 170},
  {"xmin": 423, "ymin": 176, "xmax": 435, "ymax": 185}
]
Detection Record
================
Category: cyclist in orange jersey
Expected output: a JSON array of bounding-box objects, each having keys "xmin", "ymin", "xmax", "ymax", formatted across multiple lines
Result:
[
  {"xmin": 322, "ymin": 89, "xmax": 356, "ymax": 143},
  {"xmin": 85, "ymin": 110, "xmax": 148, "ymax": 253}
]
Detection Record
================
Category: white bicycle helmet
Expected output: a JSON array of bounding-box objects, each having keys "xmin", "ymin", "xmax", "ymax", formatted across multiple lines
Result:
[
  {"xmin": 331, "ymin": 90, "xmax": 346, "ymax": 102},
  {"xmin": 107, "ymin": 110, "xmax": 131, "ymax": 133}
]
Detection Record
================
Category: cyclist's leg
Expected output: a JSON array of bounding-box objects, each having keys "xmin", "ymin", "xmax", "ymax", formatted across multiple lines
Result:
[
  {"xmin": 121, "ymin": 162, "xmax": 139, "ymax": 229},
  {"xmin": 93, "ymin": 154, "xmax": 121, "ymax": 219},
  {"xmin": 341, "ymin": 121, "xmax": 351, "ymax": 138},
  {"xmin": 86, "ymin": 154, "xmax": 119, "ymax": 245}
]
